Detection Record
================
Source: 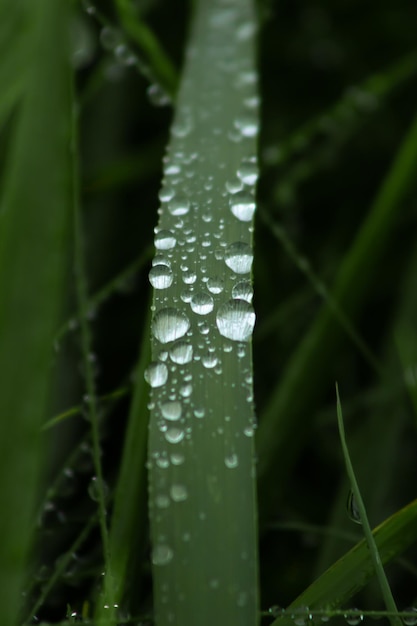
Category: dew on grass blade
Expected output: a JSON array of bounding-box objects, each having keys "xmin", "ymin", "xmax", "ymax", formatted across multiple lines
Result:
[
  {"xmin": 190, "ymin": 292, "xmax": 214, "ymax": 315},
  {"xmin": 152, "ymin": 544, "xmax": 173, "ymax": 566},
  {"xmin": 152, "ymin": 308, "xmax": 190, "ymax": 343},
  {"xmin": 346, "ymin": 489, "xmax": 362, "ymax": 524},
  {"xmin": 230, "ymin": 189, "xmax": 255, "ymax": 222},
  {"xmin": 216, "ymin": 299, "xmax": 255, "ymax": 341},
  {"xmin": 148, "ymin": 265, "xmax": 173, "ymax": 289},
  {"xmin": 161, "ymin": 401, "xmax": 182, "ymax": 421},
  {"xmin": 224, "ymin": 241, "xmax": 253, "ymax": 274},
  {"xmin": 154, "ymin": 229, "xmax": 177, "ymax": 250},
  {"xmin": 170, "ymin": 484, "xmax": 188, "ymax": 502},
  {"xmin": 88, "ymin": 476, "xmax": 109, "ymax": 503},
  {"xmin": 169, "ymin": 340, "xmax": 193, "ymax": 364},
  {"xmin": 144, "ymin": 361, "xmax": 169, "ymax": 388}
]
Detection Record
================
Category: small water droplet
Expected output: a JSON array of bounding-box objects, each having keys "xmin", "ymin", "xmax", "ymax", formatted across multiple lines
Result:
[
  {"xmin": 237, "ymin": 157, "xmax": 258, "ymax": 185},
  {"xmin": 161, "ymin": 401, "xmax": 182, "ymax": 421},
  {"xmin": 171, "ymin": 453, "xmax": 185, "ymax": 465},
  {"xmin": 202, "ymin": 353, "xmax": 218, "ymax": 369},
  {"xmin": 225, "ymin": 453, "xmax": 239, "ymax": 468},
  {"xmin": 149, "ymin": 265, "xmax": 173, "ymax": 289},
  {"xmin": 155, "ymin": 495, "xmax": 170, "ymax": 509},
  {"xmin": 147, "ymin": 83, "xmax": 171, "ymax": 107},
  {"xmin": 152, "ymin": 544, "xmax": 173, "ymax": 566},
  {"xmin": 345, "ymin": 609, "xmax": 364, "ymax": 625},
  {"xmin": 168, "ymin": 195, "xmax": 190, "ymax": 216},
  {"xmin": 165, "ymin": 427, "xmax": 184, "ymax": 444},
  {"xmin": 155, "ymin": 229, "xmax": 177, "ymax": 250},
  {"xmin": 234, "ymin": 112, "xmax": 259, "ymax": 137},
  {"xmin": 194, "ymin": 407, "xmax": 205, "ymax": 419},
  {"xmin": 144, "ymin": 362, "xmax": 168, "ymax": 388},
  {"xmin": 170, "ymin": 484, "xmax": 188, "ymax": 502},
  {"xmin": 100, "ymin": 26, "xmax": 122, "ymax": 51},
  {"xmin": 152, "ymin": 308, "xmax": 190, "ymax": 343},
  {"xmin": 224, "ymin": 242, "xmax": 253, "ymax": 274},
  {"xmin": 190, "ymin": 292, "xmax": 214, "ymax": 315},
  {"xmin": 216, "ymin": 299, "xmax": 255, "ymax": 341},
  {"xmin": 207, "ymin": 277, "xmax": 224, "ymax": 294},
  {"xmin": 88, "ymin": 476, "xmax": 109, "ymax": 503},
  {"xmin": 346, "ymin": 490, "xmax": 362, "ymax": 524},
  {"xmin": 230, "ymin": 190, "xmax": 256, "ymax": 222}
]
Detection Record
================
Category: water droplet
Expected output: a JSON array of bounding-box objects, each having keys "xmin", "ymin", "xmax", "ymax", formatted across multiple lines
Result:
[
  {"xmin": 237, "ymin": 158, "xmax": 258, "ymax": 185},
  {"xmin": 403, "ymin": 609, "xmax": 417, "ymax": 626},
  {"xmin": 88, "ymin": 476, "xmax": 109, "ymax": 503},
  {"xmin": 114, "ymin": 44, "xmax": 136, "ymax": 66},
  {"xmin": 225, "ymin": 453, "xmax": 239, "ymax": 468},
  {"xmin": 230, "ymin": 190, "xmax": 256, "ymax": 222},
  {"xmin": 81, "ymin": 0, "xmax": 96, "ymax": 14},
  {"xmin": 291, "ymin": 606, "xmax": 312, "ymax": 626},
  {"xmin": 152, "ymin": 544, "xmax": 173, "ymax": 566},
  {"xmin": 152, "ymin": 253, "xmax": 171, "ymax": 268},
  {"xmin": 194, "ymin": 407, "xmax": 205, "ymax": 419},
  {"xmin": 161, "ymin": 401, "xmax": 182, "ymax": 421},
  {"xmin": 168, "ymin": 195, "xmax": 190, "ymax": 216},
  {"xmin": 216, "ymin": 299, "xmax": 255, "ymax": 341},
  {"xmin": 224, "ymin": 242, "xmax": 253, "ymax": 274},
  {"xmin": 226, "ymin": 178, "xmax": 244, "ymax": 194},
  {"xmin": 234, "ymin": 112, "xmax": 259, "ymax": 137},
  {"xmin": 345, "ymin": 609, "xmax": 364, "ymax": 625},
  {"xmin": 207, "ymin": 277, "xmax": 224, "ymax": 294},
  {"xmin": 170, "ymin": 341, "xmax": 193, "ymax": 364},
  {"xmin": 155, "ymin": 494, "xmax": 170, "ymax": 509},
  {"xmin": 100, "ymin": 27, "xmax": 122, "ymax": 51},
  {"xmin": 346, "ymin": 490, "xmax": 361, "ymax": 524},
  {"xmin": 171, "ymin": 453, "xmax": 185, "ymax": 465},
  {"xmin": 232, "ymin": 280, "xmax": 253, "ymax": 302},
  {"xmin": 190, "ymin": 292, "xmax": 214, "ymax": 315},
  {"xmin": 152, "ymin": 308, "xmax": 190, "ymax": 343},
  {"xmin": 183, "ymin": 271, "xmax": 197, "ymax": 285},
  {"xmin": 165, "ymin": 427, "xmax": 184, "ymax": 444},
  {"xmin": 202, "ymin": 353, "xmax": 218, "ymax": 369},
  {"xmin": 147, "ymin": 83, "xmax": 171, "ymax": 107},
  {"xmin": 155, "ymin": 230, "xmax": 177, "ymax": 250},
  {"xmin": 170, "ymin": 484, "xmax": 188, "ymax": 502},
  {"xmin": 149, "ymin": 265, "xmax": 173, "ymax": 289},
  {"xmin": 179, "ymin": 383, "xmax": 193, "ymax": 397}
]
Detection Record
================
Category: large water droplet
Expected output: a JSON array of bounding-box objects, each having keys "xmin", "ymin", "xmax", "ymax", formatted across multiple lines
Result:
[
  {"xmin": 154, "ymin": 229, "xmax": 177, "ymax": 250},
  {"xmin": 152, "ymin": 544, "xmax": 173, "ymax": 566},
  {"xmin": 216, "ymin": 299, "xmax": 255, "ymax": 341},
  {"xmin": 144, "ymin": 361, "xmax": 168, "ymax": 387},
  {"xmin": 161, "ymin": 401, "xmax": 182, "ymax": 421},
  {"xmin": 224, "ymin": 242, "xmax": 253, "ymax": 274},
  {"xmin": 230, "ymin": 190, "xmax": 255, "ymax": 222},
  {"xmin": 345, "ymin": 610, "xmax": 364, "ymax": 625},
  {"xmin": 148, "ymin": 265, "xmax": 173, "ymax": 289},
  {"xmin": 190, "ymin": 292, "xmax": 214, "ymax": 315},
  {"xmin": 152, "ymin": 308, "xmax": 190, "ymax": 343},
  {"xmin": 169, "ymin": 341, "xmax": 193, "ymax": 364}
]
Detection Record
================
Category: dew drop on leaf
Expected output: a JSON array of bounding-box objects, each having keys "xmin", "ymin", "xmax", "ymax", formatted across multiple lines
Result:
[
  {"xmin": 144, "ymin": 362, "xmax": 168, "ymax": 387},
  {"xmin": 152, "ymin": 308, "xmax": 190, "ymax": 343},
  {"xmin": 216, "ymin": 299, "xmax": 255, "ymax": 341},
  {"xmin": 224, "ymin": 242, "xmax": 253, "ymax": 274}
]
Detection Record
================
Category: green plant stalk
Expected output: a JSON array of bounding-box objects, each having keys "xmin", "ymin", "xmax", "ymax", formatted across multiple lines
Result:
[
  {"xmin": 335, "ymin": 384, "xmax": 401, "ymax": 626},
  {"xmin": 70, "ymin": 72, "xmax": 117, "ymax": 626},
  {"xmin": 146, "ymin": 0, "xmax": 259, "ymax": 625},
  {"xmin": 0, "ymin": 1, "xmax": 71, "ymax": 624}
]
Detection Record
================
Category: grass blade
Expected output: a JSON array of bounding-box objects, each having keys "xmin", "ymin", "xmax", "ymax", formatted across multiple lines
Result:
[
  {"xmin": 146, "ymin": 0, "xmax": 260, "ymax": 625},
  {"xmin": 0, "ymin": 1, "xmax": 72, "ymax": 623},
  {"xmin": 335, "ymin": 384, "xmax": 401, "ymax": 626}
]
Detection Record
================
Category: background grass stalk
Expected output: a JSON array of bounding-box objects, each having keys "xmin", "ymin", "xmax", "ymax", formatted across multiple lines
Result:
[
  {"xmin": 0, "ymin": 1, "xmax": 71, "ymax": 623},
  {"xmin": 146, "ymin": 0, "xmax": 259, "ymax": 624}
]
